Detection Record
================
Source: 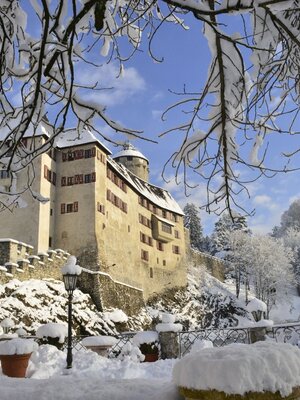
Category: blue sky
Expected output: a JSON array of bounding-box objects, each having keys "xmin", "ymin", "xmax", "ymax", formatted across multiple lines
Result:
[
  {"xmin": 74, "ymin": 12, "xmax": 300, "ymax": 236},
  {"xmin": 21, "ymin": 4, "xmax": 300, "ymax": 235}
]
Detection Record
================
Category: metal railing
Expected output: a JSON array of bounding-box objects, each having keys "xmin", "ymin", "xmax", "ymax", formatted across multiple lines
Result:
[
  {"xmin": 266, "ymin": 322, "xmax": 300, "ymax": 345},
  {"xmin": 178, "ymin": 327, "xmax": 250, "ymax": 357}
]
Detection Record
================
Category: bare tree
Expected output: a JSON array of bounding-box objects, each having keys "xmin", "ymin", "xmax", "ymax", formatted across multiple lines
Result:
[{"xmin": 1, "ymin": 1, "xmax": 300, "ymax": 214}]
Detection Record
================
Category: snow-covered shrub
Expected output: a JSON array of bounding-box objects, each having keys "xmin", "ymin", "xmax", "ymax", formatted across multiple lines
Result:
[
  {"xmin": 36, "ymin": 323, "xmax": 68, "ymax": 349},
  {"xmin": 0, "ymin": 317, "xmax": 15, "ymax": 334},
  {"xmin": 133, "ymin": 331, "xmax": 159, "ymax": 355},
  {"xmin": 117, "ymin": 342, "xmax": 145, "ymax": 363}
]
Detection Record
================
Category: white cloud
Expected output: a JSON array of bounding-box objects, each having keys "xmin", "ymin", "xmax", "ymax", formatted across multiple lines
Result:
[
  {"xmin": 151, "ymin": 110, "xmax": 163, "ymax": 120},
  {"xmin": 77, "ymin": 63, "xmax": 146, "ymax": 107},
  {"xmin": 253, "ymin": 195, "xmax": 272, "ymax": 205}
]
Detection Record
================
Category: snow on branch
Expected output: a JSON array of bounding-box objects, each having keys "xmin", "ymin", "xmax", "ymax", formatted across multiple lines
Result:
[{"xmin": 1, "ymin": 1, "xmax": 300, "ymax": 214}]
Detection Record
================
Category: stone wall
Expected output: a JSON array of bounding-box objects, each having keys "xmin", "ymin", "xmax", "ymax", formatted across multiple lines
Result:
[
  {"xmin": 0, "ymin": 240, "xmax": 70, "ymax": 285},
  {"xmin": 0, "ymin": 239, "xmax": 145, "ymax": 315},
  {"xmin": 188, "ymin": 248, "xmax": 225, "ymax": 282}
]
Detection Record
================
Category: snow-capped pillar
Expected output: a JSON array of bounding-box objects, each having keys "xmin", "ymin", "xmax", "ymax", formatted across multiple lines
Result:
[
  {"xmin": 156, "ymin": 313, "xmax": 182, "ymax": 359},
  {"xmin": 248, "ymin": 320, "xmax": 273, "ymax": 344}
]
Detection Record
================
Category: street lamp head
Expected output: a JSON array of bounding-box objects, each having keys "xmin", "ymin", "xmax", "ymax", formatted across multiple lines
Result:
[
  {"xmin": 61, "ymin": 255, "xmax": 82, "ymax": 294},
  {"xmin": 63, "ymin": 274, "xmax": 78, "ymax": 294}
]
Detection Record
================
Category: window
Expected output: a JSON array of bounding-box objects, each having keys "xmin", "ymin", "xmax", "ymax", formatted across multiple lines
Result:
[
  {"xmin": 161, "ymin": 222, "xmax": 172, "ymax": 234},
  {"xmin": 85, "ymin": 174, "xmax": 91, "ymax": 183},
  {"xmin": 85, "ymin": 148, "xmax": 96, "ymax": 158},
  {"xmin": 97, "ymin": 202, "xmax": 105, "ymax": 214},
  {"xmin": 141, "ymin": 250, "xmax": 149, "ymax": 262},
  {"xmin": 61, "ymin": 203, "xmax": 66, "ymax": 214},
  {"xmin": 50, "ymin": 208, "xmax": 53, "ymax": 216},
  {"xmin": 52, "ymin": 172, "xmax": 56, "ymax": 186},
  {"xmin": 163, "ymin": 260, "xmax": 166, "ymax": 266},
  {"xmin": 74, "ymin": 174, "xmax": 83, "ymax": 184},
  {"xmin": 74, "ymin": 201, "xmax": 78, "ymax": 212},
  {"xmin": 62, "ymin": 153, "xmax": 67, "ymax": 162},
  {"xmin": 172, "ymin": 245, "xmax": 180, "ymax": 255},
  {"xmin": 92, "ymin": 172, "xmax": 96, "ymax": 182},
  {"xmin": 175, "ymin": 230, "xmax": 180, "ymax": 239},
  {"xmin": 149, "ymin": 267, "xmax": 153, "ymax": 278},
  {"xmin": 127, "ymin": 156, "xmax": 133, "ymax": 161},
  {"xmin": 67, "ymin": 203, "xmax": 73, "ymax": 213},
  {"xmin": 61, "ymin": 177, "xmax": 66, "ymax": 186},
  {"xmin": 49, "ymin": 237, "xmax": 52, "ymax": 248},
  {"xmin": 48, "ymin": 149, "xmax": 57, "ymax": 161},
  {"xmin": 67, "ymin": 177, "xmax": 74, "ymax": 186},
  {"xmin": 157, "ymin": 241, "xmax": 164, "ymax": 251},
  {"xmin": 68, "ymin": 152, "xmax": 74, "ymax": 161}
]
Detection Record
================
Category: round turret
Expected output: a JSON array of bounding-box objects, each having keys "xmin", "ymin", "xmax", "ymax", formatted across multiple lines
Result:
[{"xmin": 113, "ymin": 143, "xmax": 149, "ymax": 182}]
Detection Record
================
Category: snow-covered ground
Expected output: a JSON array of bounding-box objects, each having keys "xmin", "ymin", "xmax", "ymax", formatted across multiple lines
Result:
[{"xmin": 0, "ymin": 345, "xmax": 181, "ymax": 400}]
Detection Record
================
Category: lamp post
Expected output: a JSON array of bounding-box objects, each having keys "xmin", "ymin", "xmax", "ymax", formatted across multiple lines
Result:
[{"xmin": 61, "ymin": 256, "xmax": 82, "ymax": 370}]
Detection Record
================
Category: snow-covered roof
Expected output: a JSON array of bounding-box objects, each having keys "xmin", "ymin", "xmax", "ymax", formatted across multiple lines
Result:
[
  {"xmin": 107, "ymin": 158, "xmax": 184, "ymax": 215},
  {"xmin": 55, "ymin": 128, "xmax": 111, "ymax": 154},
  {"xmin": 0, "ymin": 119, "xmax": 52, "ymax": 141},
  {"xmin": 113, "ymin": 143, "xmax": 148, "ymax": 163}
]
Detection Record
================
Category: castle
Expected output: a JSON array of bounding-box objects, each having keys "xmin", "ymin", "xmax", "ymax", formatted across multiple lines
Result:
[{"xmin": 0, "ymin": 124, "xmax": 188, "ymax": 311}]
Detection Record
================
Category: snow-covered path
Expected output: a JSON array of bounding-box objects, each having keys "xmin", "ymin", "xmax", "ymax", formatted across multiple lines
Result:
[
  {"xmin": 0, "ymin": 375, "xmax": 182, "ymax": 400},
  {"xmin": 0, "ymin": 345, "xmax": 183, "ymax": 400}
]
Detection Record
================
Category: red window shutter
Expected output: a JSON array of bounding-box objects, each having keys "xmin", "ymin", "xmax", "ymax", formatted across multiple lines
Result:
[
  {"xmin": 61, "ymin": 203, "xmax": 65, "ymax": 214},
  {"xmin": 91, "ymin": 148, "xmax": 96, "ymax": 157},
  {"xmin": 74, "ymin": 202, "xmax": 78, "ymax": 212},
  {"xmin": 92, "ymin": 172, "xmax": 96, "ymax": 182}
]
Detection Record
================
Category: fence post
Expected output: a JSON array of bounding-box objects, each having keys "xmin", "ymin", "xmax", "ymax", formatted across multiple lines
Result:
[
  {"xmin": 248, "ymin": 326, "xmax": 268, "ymax": 343},
  {"xmin": 158, "ymin": 331, "xmax": 180, "ymax": 359}
]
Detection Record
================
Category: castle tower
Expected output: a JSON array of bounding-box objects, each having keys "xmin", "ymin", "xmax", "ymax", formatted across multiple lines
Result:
[{"xmin": 113, "ymin": 143, "xmax": 149, "ymax": 182}]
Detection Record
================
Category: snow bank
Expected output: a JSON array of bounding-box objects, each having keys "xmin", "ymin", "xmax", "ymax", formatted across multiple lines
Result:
[
  {"xmin": 36, "ymin": 323, "xmax": 68, "ymax": 343},
  {"xmin": 61, "ymin": 256, "xmax": 81, "ymax": 275},
  {"xmin": 81, "ymin": 336, "xmax": 118, "ymax": 347},
  {"xmin": 246, "ymin": 298, "xmax": 267, "ymax": 313},
  {"xmin": 0, "ymin": 338, "xmax": 38, "ymax": 355},
  {"xmin": 103, "ymin": 309, "xmax": 128, "ymax": 323},
  {"xmin": 190, "ymin": 339, "xmax": 213, "ymax": 353},
  {"xmin": 173, "ymin": 342, "xmax": 300, "ymax": 397},
  {"xmin": 132, "ymin": 331, "xmax": 158, "ymax": 345}
]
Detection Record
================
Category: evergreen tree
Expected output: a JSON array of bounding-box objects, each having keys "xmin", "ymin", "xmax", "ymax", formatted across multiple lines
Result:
[
  {"xmin": 210, "ymin": 212, "xmax": 250, "ymax": 257},
  {"xmin": 272, "ymin": 199, "xmax": 300, "ymax": 237},
  {"xmin": 183, "ymin": 203, "xmax": 204, "ymax": 252}
]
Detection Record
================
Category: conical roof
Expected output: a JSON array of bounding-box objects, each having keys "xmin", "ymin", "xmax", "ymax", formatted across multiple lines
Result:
[{"xmin": 113, "ymin": 143, "xmax": 149, "ymax": 163}]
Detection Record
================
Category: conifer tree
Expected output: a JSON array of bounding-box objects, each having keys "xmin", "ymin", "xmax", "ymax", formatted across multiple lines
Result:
[
  {"xmin": 210, "ymin": 212, "xmax": 250, "ymax": 257},
  {"xmin": 183, "ymin": 203, "xmax": 204, "ymax": 252}
]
